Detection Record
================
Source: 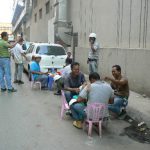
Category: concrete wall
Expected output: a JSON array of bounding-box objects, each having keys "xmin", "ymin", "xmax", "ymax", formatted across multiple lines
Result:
[
  {"xmin": 70, "ymin": 0, "xmax": 150, "ymax": 95},
  {"xmin": 75, "ymin": 47, "xmax": 150, "ymax": 96},
  {"xmin": 70, "ymin": 0, "xmax": 150, "ymax": 49}
]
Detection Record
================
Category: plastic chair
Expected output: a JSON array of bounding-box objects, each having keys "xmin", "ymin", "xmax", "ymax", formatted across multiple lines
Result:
[
  {"xmin": 60, "ymin": 90, "xmax": 70, "ymax": 119},
  {"xmin": 83, "ymin": 103, "xmax": 106, "ymax": 137},
  {"xmin": 31, "ymin": 75, "xmax": 41, "ymax": 90}
]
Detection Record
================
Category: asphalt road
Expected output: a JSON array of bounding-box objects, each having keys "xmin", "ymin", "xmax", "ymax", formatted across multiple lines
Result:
[{"xmin": 0, "ymin": 64, "xmax": 149, "ymax": 150}]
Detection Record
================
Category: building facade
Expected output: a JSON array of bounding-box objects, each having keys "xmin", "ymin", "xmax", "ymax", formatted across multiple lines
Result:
[
  {"xmin": 12, "ymin": 0, "xmax": 150, "ymax": 96},
  {"xmin": 12, "ymin": 0, "xmax": 32, "ymax": 41},
  {"xmin": 0, "ymin": 23, "xmax": 12, "ymax": 35}
]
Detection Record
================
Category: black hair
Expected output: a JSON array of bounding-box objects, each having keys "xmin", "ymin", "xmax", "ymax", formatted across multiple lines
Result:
[
  {"xmin": 89, "ymin": 72, "xmax": 100, "ymax": 81},
  {"xmin": 112, "ymin": 65, "xmax": 121, "ymax": 72},
  {"xmin": 1, "ymin": 32, "xmax": 8, "ymax": 39},
  {"xmin": 71, "ymin": 62, "xmax": 80, "ymax": 69}
]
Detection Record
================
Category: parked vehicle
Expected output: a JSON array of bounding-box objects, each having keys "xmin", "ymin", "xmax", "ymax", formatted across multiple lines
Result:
[
  {"xmin": 22, "ymin": 41, "xmax": 33, "ymax": 50},
  {"xmin": 23, "ymin": 43, "xmax": 67, "ymax": 80}
]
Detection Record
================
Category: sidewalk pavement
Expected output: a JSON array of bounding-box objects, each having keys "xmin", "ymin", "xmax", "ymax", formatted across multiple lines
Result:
[{"xmin": 128, "ymin": 91, "xmax": 150, "ymax": 126}]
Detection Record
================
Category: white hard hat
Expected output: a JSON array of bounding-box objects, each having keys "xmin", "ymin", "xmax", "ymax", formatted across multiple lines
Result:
[
  {"xmin": 89, "ymin": 33, "xmax": 96, "ymax": 38},
  {"xmin": 34, "ymin": 54, "xmax": 41, "ymax": 58},
  {"xmin": 54, "ymin": 75, "xmax": 61, "ymax": 81}
]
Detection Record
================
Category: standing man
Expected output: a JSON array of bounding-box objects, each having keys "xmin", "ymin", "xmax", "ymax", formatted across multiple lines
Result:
[
  {"xmin": 0, "ymin": 32, "xmax": 19, "ymax": 92},
  {"xmin": 11, "ymin": 38, "xmax": 27, "ymax": 84},
  {"xmin": 105, "ymin": 65, "xmax": 130, "ymax": 119},
  {"xmin": 65, "ymin": 52, "xmax": 73, "ymax": 66},
  {"xmin": 88, "ymin": 33, "xmax": 100, "ymax": 74}
]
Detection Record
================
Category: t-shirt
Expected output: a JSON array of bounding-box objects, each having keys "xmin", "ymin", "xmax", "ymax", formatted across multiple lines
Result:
[
  {"xmin": 0, "ymin": 39, "xmax": 11, "ymax": 58},
  {"xmin": 60, "ymin": 65, "xmax": 71, "ymax": 78},
  {"xmin": 79, "ymin": 81, "xmax": 113, "ymax": 117},
  {"xmin": 11, "ymin": 43, "xmax": 25, "ymax": 64},
  {"xmin": 111, "ymin": 76, "xmax": 129, "ymax": 98},
  {"xmin": 79, "ymin": 81, "xmax": 113, "ymax": 105},
  {"xmin": 88, "ymin": 42, "xmax": 100, "ymax": 60},
  {"xmin": 64, "ymin": 72, "xmax": 85, "ymax": 90},
  {"xmin": 30, "ymin": 61, "xmax": 41, "ymax": 80}
]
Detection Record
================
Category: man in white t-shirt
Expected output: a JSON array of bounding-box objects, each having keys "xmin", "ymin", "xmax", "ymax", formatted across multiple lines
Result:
[{"xmin": 11, "ymin": 38, "xmax": 27, "ymax": 84}]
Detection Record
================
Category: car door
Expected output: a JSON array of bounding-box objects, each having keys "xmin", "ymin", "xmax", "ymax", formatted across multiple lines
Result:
[{"xmin": 24, "ymin": 44, "xmax": 35, "ymax": 71}]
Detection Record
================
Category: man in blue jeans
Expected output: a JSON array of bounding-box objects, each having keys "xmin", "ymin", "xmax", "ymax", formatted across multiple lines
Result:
[
  {"xmin": 70, "ymin": 72, "xmax": 113, "ymax": 129},
  {"xmin": 105, "ymin": 65, "xmax": 129, "ymax": 119},
  {"xmin": 30, "ymin": 54, "xmax": 49, "ymax": 89},
  {"xmin": 0, "ymin": 32, "xmax": 19, "ymax": 92}
]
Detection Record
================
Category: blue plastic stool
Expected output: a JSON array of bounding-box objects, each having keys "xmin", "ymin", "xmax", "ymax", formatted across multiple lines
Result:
[{"xmin": 48, "ymin": 76, "xmax": 54, "ymax": 90}]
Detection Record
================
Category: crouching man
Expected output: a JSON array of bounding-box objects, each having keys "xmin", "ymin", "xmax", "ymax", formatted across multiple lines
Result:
[
  {"xmin": 70, "ymin": 72, "xmax": 113, "ymax": 129},
  {"xmin": 105, "ymin": 65, "xmax": 129, "ymax": 119},
  {"xmin": 30, "ymin": 54, "xmax": 49, "ymax": 89}
]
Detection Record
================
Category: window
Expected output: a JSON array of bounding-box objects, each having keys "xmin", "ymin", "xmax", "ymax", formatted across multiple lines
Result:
[
  {"xmin": 36, "ymin": 46, "xmax": 66, "ymax": 56},
  {"xmin": 34, "ymin": 13, "xmax": 37, "ymax": 22},
  {"xmin": 34, "ymin": 0, "xmax": 38, "ymax": 8},
  {"xmin": 39, "ymin": 9, "xmax": 42, "ymax": 19},
  {"xmin": 27, "ymin": 45, "xmax": 34, "ymax": 54},
  {"xmin": 46, "ymin": 1, "xmax": 50, "ymax": 14}
]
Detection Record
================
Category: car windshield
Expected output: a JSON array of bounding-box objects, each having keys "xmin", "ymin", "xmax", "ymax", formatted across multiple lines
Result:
[{"xmin": 36, "ymin": 45, "xmax": 66, "ymax": 56}]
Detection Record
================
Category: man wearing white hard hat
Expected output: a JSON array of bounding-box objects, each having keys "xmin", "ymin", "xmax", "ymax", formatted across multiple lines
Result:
[{"xmin": 88, "ymin": 33, "xmax": 100, "ymax": 73}]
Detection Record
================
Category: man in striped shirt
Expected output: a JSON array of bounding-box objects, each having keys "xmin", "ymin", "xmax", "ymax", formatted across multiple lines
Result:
[{"xmin": 0, "ymin": 32, "xmax": 19, "ymax": 92}]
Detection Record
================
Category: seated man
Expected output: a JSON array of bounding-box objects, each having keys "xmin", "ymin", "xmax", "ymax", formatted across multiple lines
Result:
[
  {"xmin": 54, "ymin": 64, "xmax": 71, "ymax": 95},
  {"xmin": 30, "ymin": 54, "xmax": 48, "ymax": 89},
  {"xmin": 71, "ymin": 72, "xmax": 113, "ymax": 129},
  {"xmin": 105, "ymin": 65, "xmax": 129, "ymax": 119},
  {"xmin": 64, "ymin": 62, "xmax": 86, "ymax": 103}
]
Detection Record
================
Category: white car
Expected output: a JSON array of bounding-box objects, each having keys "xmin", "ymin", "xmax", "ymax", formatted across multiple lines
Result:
[{"xmin": 23, "ymin": 43, "xmax": 67, "ymax": 79}]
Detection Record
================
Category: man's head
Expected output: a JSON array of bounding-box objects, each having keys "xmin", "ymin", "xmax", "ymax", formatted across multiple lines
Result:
[
  {"xmin": 67, "ymin": 52, "xmax": 71, "ymax": 58},
  {"xmin": 89, "ymin": 72, "xmax": 100, "ymax": 83},
  {"xmin": 18, "ymin": 37, "xmax": 24, "ymax": 45},
  {"xmin": 112, "ymin": 65, "xmax": 121, "ymax": 79},
  {"xmin": 1, "ymin": 32, "xmax": 8, "ymax": 41},
  {"xmin": 89, "ymin": 33, "xmax": 96, "ymax": 44},
  {"xmin": 71, "ymin": 62, "xmax": 80, "ymax": 76},
  {"xmin": 34, "ymin": 54, "xmax": 41, "ymax": 63}
]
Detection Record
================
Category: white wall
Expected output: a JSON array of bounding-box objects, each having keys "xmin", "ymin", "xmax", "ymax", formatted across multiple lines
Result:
[
  {"xmin": 71, "ymin": 0, "xmax": 150, "ymax": 95},
  {"xmin": 70, "ymin": 0, "xmax": 150, "ymax": 49}
]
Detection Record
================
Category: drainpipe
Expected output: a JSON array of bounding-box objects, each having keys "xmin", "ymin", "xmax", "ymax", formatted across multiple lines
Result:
[{"xmin": 58, "ymin": 0, "xmax": 68, "ymax": 22}]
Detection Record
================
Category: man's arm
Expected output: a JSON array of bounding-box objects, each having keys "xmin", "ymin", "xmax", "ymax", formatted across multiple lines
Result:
[
  {"xmin": 64, "ymin": 77, "xmax": 80, "ymax": 93},
  {"xmin": 6, "ymin": 40, "xmax": 19, "ymax": 49},
  {"xmin": 76, "ymin": 97, "xmax": 87, "ymax": 103},
  {"xmin": 21, "ymin": 53, "xmax": 27, "ymax": 60},
  {"xmin": 76, "ymin": 85, "xmax": 89, "ymax": 103},
  {"xmin": 30, "ymin": 63, "xmax": 48, "ymax": 75},
  {"xmin": 105, "ymin": 77, "xmax": 127, "ymax": 86},
  {"xmin": 90, "ymin": 43, "xmax": 98, "ymax": 52}
]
